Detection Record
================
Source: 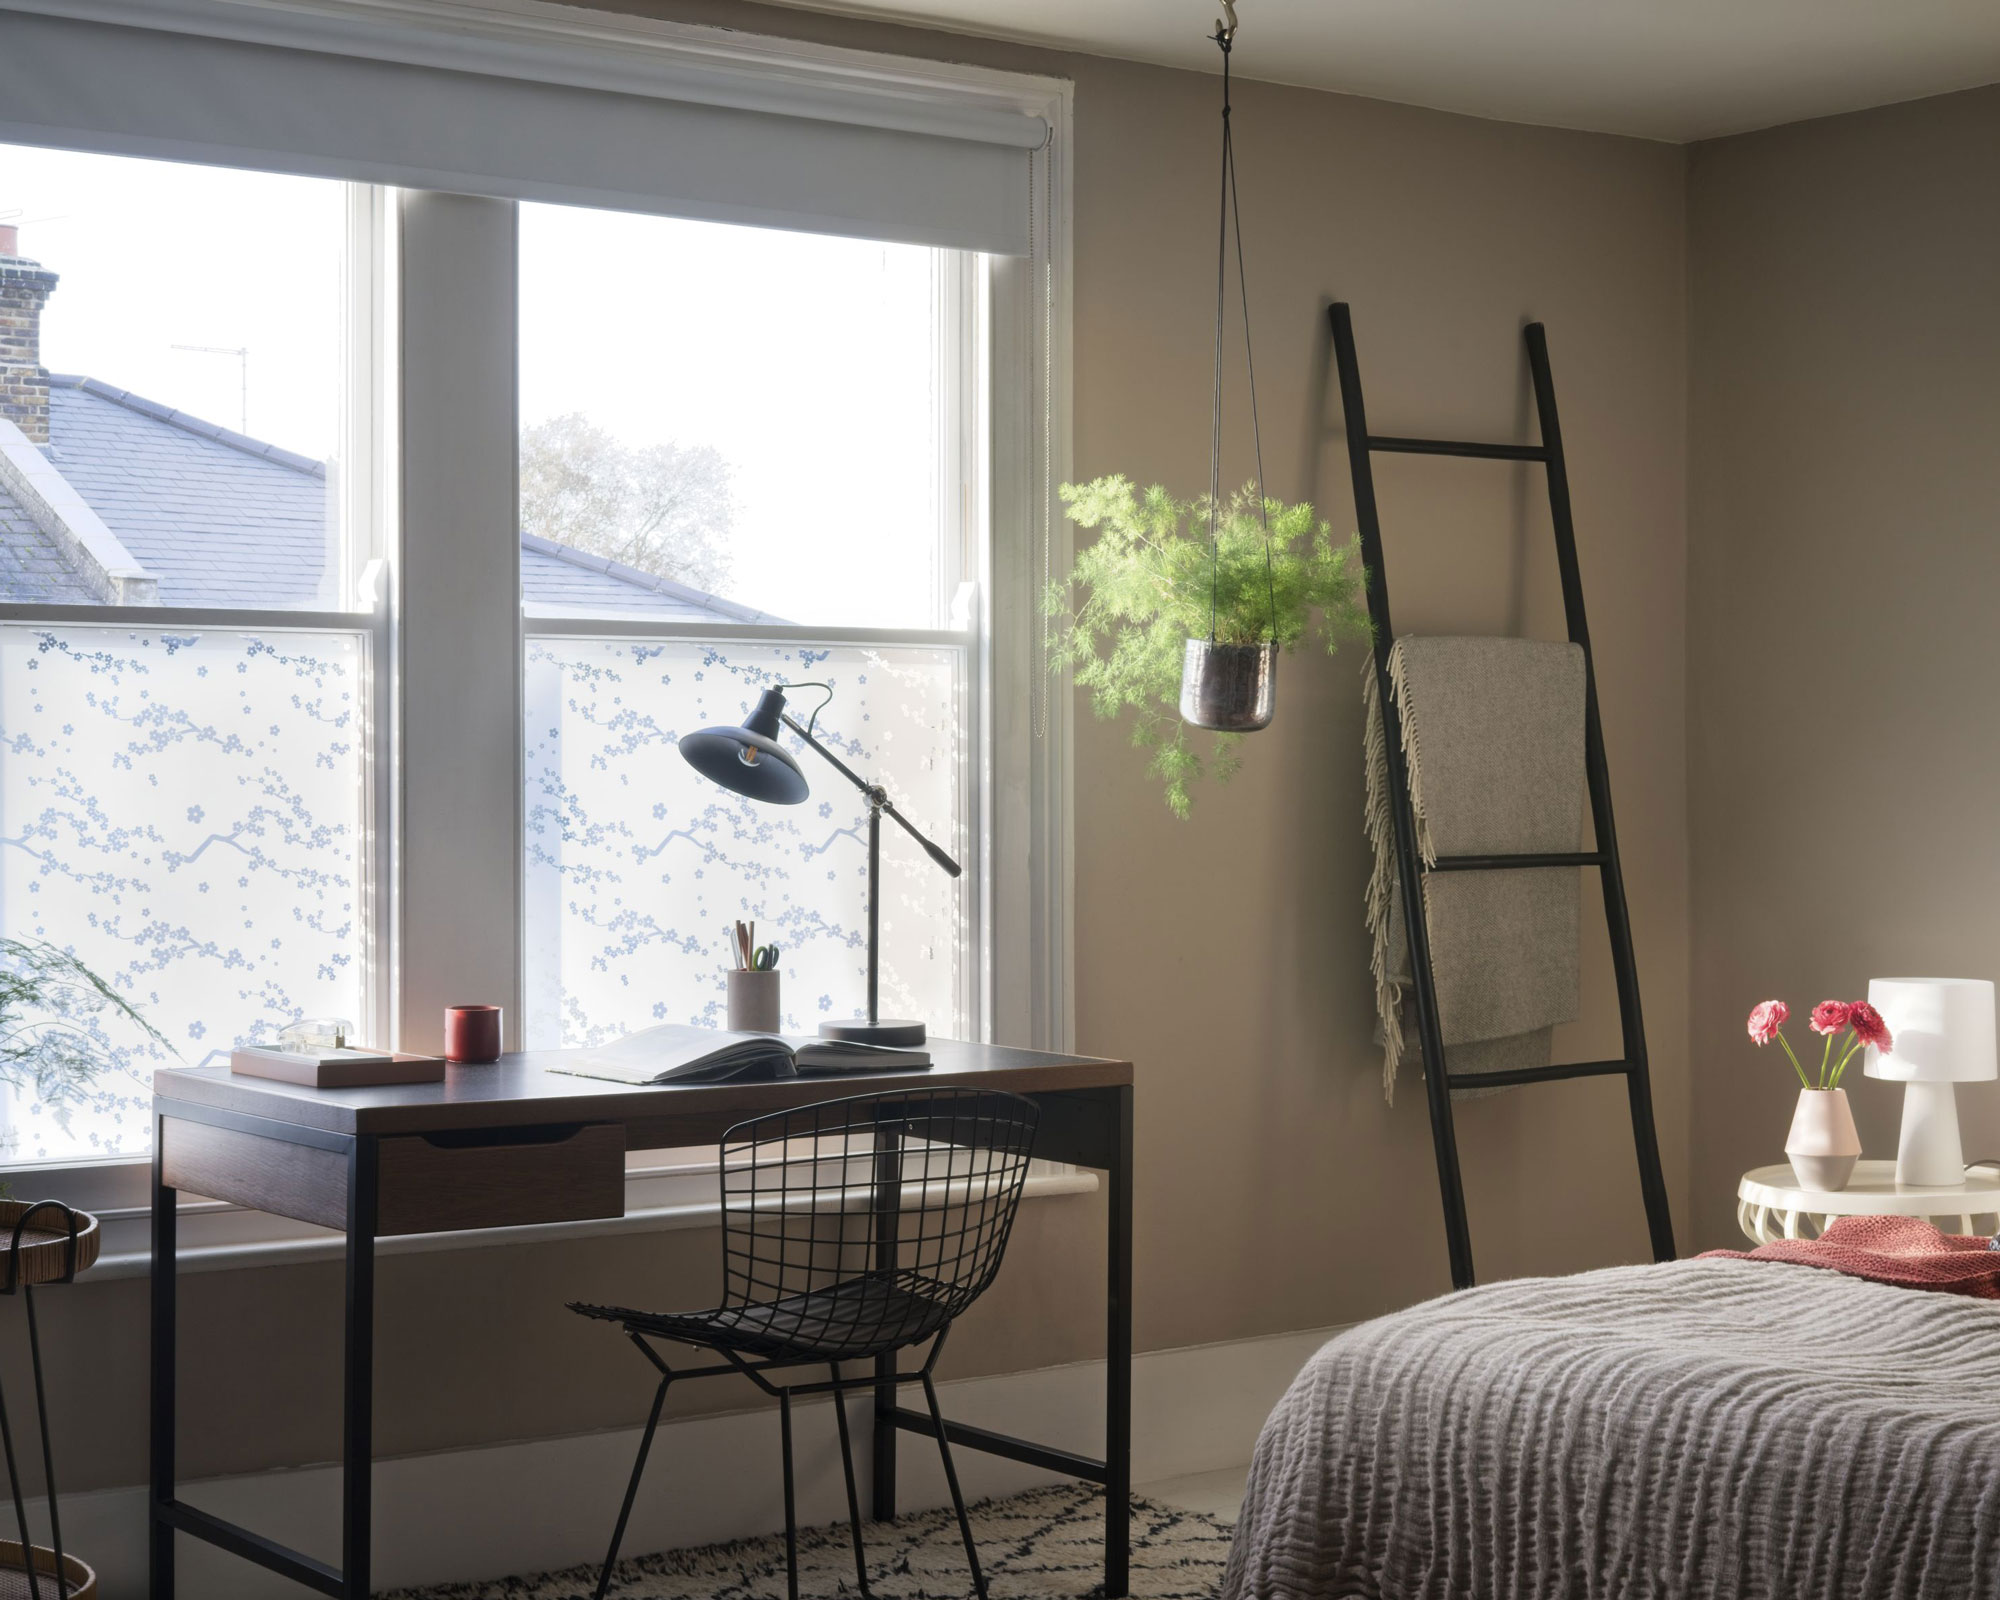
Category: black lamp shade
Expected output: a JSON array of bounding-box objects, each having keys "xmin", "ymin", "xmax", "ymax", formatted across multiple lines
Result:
[{"xmin": 677, "ymin": 689, "xmax": 811, "ymax": 805}]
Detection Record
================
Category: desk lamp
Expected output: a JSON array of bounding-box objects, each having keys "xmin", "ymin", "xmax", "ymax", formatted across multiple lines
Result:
[
  {"xmin": 678, "ymin": 683, "xmax": 961, "ymax": 1046},
  {"xmin": 1862, "ymin": 977, "xmax": 1997, "ymax": 1187}
]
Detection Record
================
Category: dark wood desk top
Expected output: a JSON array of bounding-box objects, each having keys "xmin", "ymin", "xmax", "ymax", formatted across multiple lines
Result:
[{"xmin": 155, "ymin": 1038, "xmax": 1131, "ymax": 1138}]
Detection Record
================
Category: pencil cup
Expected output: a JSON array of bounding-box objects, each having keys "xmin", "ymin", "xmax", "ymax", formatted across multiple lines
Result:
[{"xmin": 727, "ymin": 970, "xmax": 780, "ymax": 1033}]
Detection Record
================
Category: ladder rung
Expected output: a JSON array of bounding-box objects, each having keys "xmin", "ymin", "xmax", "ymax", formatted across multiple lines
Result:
[
  {"xmin": 1428, "ymin": 851, "xmax": 1605, "ymax": 872},
  {"xmin": 1446, "ymin": 1058, "xmax": 1631, "ymax": 1090},
  {"xmin": 1368, "ymin": 434, "xmax": 1549, "ymax": 463}
]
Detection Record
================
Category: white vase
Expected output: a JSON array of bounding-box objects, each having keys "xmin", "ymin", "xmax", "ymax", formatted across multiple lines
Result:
[{"xmin": 1785, "ymin": 1087, "xmax": 1862, "ymax": 1191}]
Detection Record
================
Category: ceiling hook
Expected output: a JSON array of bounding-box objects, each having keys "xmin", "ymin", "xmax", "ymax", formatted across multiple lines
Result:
[{"xmin": 1215, "ymin": 0, "xmax": 1238, "ymax": 43}]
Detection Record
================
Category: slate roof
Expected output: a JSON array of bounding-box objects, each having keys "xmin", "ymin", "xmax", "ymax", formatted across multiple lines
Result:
[
  {"xmin": 0, "ymin": 378, "xmax": 774, "ymax": 620},
  {"xmin": 0, "ymin": 471, "xmax": 97, "ymax": 604},
  {"xmin": 44, "ymin": 377, "xmax": 333, "ymax": 607},
  {"xmin": 520, "ymin": 533, "xmax": 782, "ymax": 622}
]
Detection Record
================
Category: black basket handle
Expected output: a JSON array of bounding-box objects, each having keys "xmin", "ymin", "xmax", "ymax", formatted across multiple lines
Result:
[{"xmin": 2, "ymin": 1201, "xmax": 81, "ymax": 1295}]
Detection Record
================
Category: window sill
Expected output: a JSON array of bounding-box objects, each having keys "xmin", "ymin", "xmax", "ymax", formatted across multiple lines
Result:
[{"xmin": 72, "ymin": 1162, "xmax": 1099, "ymax": 1282}]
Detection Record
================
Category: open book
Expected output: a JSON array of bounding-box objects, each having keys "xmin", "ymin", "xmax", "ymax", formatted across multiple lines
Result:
[{"xmin": 545, "ymin": 1023, "xmax": 931, "ymax": 1087}]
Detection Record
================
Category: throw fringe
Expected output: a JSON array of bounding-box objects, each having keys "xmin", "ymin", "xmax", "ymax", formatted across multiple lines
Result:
[{"xmin": 1362, "ymin": 642, "xmax": 1434, "ymax": 1103}]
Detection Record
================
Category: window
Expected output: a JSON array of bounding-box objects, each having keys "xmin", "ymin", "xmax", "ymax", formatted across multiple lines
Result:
[
  {"xmin": 517, "ymin": 208, "xmax": 968, "ymax": 631},
  {"xmin": 517, "ymin": 206, "xmax": 979, "ymax": 1046},
  {"xmin": 525, "ymin": 636, "xmax": 968, "ymax": 1046},
  {"xmin": 0, "ymin": 146, "xmax": 388, "ymax": 1165},
  {"xmin": 0, "ymin": 4, "xmax": 1070, "ymax": 1203}
]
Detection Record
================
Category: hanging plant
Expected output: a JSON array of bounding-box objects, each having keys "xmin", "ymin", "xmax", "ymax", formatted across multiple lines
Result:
[
  {"xmin": 1046, "ymin": 475, "xmax": 1368, "ymax": 818},
  {"xmin": 1041, "ymin": 3, "xmax": 1368, "ymax": 818}
]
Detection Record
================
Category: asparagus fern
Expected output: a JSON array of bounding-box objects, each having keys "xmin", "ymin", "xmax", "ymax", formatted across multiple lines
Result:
[{"xmin": 1046, "ymin": 475, "xmax": 1370, "ymax": 818}]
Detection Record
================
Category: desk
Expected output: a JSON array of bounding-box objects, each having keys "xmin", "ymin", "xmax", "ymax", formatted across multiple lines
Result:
[{"xmin": 150, "ymin": 1041, "xmax": 1133, "ymax": 1600}]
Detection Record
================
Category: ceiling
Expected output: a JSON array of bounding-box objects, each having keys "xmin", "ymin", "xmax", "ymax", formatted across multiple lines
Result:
[{"xmin": 755, "ymin": 0, "xmax": 2000, "ymax": 142}]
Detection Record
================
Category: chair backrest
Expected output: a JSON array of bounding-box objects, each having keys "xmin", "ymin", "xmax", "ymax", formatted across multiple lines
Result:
[{"xmin": 717, "ymin": 1088, "xmax": 1040, "ymax": 1346}]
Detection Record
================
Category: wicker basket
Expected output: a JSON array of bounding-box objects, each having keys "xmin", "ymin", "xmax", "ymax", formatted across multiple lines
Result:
[
  {"xmin": 0, "ymin": 1539, "xmax": 94, "ymax": 1599},
  {"xmin": 0, "ymin": 1203, "xmax": 98, "ymax": 1289}
]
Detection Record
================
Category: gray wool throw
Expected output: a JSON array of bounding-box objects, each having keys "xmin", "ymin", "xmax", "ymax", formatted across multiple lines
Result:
[
  {"xmin": 1221, "ymin": 1259, "xmax": 2000, "ymax": 1600},
  {"xmin": 1363, "ymin": 636, "xmax": 1587, "ymax": 1101}
]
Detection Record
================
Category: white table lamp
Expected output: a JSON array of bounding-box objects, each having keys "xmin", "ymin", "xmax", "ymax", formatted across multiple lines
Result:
[{"xmin": 1863, "ymin": 977, "xmax": 1997, "ymax": 1187}]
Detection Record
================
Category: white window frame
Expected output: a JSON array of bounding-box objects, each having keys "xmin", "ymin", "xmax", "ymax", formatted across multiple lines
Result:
[
  {"xmin": 7, "ymin": 4, "xmax": 1076, "ymax": 1256},
  {"xmin": 0, "ymin": 176, "xmax": 397, "ymax": 1204},
  {"xmin": 393, "ymin": 21, "xmax": 1074, "ymax": 1072},
  {"xmin": 519, "ymin": 240, "xmax": 987, "ymax": 1049}
]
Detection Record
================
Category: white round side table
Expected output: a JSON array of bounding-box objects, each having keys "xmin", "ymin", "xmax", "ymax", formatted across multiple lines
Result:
[{"xmin": 1736, "ymin": 1159, "xmax": 2000, "ymax": 1245}]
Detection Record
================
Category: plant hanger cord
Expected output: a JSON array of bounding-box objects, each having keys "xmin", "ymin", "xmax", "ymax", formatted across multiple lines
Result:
[{"xmin": 1206, "ymin": 3, "xmax": 1277, "ymax": 644}]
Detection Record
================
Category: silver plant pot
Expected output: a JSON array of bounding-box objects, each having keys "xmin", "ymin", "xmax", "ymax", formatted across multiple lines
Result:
[{"xmin": 1179, "ymin": 638, "xmax": 1278, "ymax": 732}]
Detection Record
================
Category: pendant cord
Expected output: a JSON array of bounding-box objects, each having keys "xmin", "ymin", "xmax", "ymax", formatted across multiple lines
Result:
[
  {"xmin": 1205, "ymin": 22, "xmax": 1276, "ymax": 644},
  {"xmin": 1206, "ymin": 32, "xmax": 1230, "ymax": 640}
]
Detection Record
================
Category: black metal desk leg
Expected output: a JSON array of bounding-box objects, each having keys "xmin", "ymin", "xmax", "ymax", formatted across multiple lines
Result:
[
  {"xmin": 1105, "ymin": 1084, "xmax": 1132, "ymax": 1599},
  {"xmin": 150, "ymin": 1114, "xmax": 177, "ymax": 1599},
  {"xmin": 343, "ymin": 1136, "xmax": 379, "ymax": 1600}
]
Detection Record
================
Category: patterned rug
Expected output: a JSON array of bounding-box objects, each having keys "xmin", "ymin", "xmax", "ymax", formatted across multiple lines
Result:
[{"xmin": 384, "ymin": 1485, "xmax": 1233, "ymax": 1600}]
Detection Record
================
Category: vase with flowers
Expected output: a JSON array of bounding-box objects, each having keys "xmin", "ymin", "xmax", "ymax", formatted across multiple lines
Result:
[{"xmin": 1747, "ymin": 997, "xmax": 1893, "ymax": 1191}]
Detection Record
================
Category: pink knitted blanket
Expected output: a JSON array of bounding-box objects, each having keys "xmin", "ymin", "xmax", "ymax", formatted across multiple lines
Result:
[{"xmin": 1702, "ymin": 1212, "xmax": 2000, "ymax": 1298}]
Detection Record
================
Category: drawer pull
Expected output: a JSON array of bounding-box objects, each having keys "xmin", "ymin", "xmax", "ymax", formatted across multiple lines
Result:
[{"xmin": 419, "ymin": 1123, "xmax": 588, "ymax": 1151}]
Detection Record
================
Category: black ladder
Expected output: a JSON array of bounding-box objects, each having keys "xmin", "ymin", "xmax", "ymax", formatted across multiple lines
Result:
[{"xmin": 1329, "ymin": 301, "xmax": 1676, "ymax": 1291}]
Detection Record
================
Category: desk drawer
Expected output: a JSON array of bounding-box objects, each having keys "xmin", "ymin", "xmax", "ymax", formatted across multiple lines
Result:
[{"xmin": 376, "ymin": 1123, "xmax": 625, "ymax": 1236}]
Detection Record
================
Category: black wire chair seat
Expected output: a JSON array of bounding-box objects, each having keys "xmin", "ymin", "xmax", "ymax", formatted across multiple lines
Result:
[
  {"xmin": 569, "ymin": 1087, "xmax": 1041, "ymax": 1600},
  {"xmin": 570, "ymin": 1268, "xmax": 956, "ymax": 1364}
]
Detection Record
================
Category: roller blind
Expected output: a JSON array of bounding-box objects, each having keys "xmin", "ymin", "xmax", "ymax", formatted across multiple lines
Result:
[{"xmin": 0, "ymin": 0, "xmax": 1046, "ymax": 254}]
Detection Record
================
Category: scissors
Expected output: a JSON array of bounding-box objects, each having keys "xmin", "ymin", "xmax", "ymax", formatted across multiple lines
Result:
[{"xmin": 752, "ymin": 944, "xmax": 779, "ymax": 971}]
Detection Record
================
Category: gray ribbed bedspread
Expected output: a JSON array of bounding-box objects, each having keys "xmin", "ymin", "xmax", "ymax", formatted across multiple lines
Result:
[{"xmin": 1221, "ymin": 1259, "xmax": 2000, "ymax": 1599}]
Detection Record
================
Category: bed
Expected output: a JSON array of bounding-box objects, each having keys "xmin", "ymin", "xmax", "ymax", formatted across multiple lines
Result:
[{"xmin": 1220, "ymin": 1258, "xmax": 2000, "ymax": 1600}]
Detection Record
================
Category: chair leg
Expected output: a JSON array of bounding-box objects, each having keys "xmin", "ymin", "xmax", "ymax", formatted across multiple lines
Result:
[
  {"xmin": 919, "ymin": 1371, "xmax": 987, "ymax": 1600},
  {"xmin": 595, "ymin": 1374, "xmax": 671, "ymax": 1600},
  {"xmin": 829, "ymin": 1362, "xmax": 873, "ymax": 1597},
  {"xmin": 779, "ymin": 1388, "xmax": 800, "ymax": 1600}
]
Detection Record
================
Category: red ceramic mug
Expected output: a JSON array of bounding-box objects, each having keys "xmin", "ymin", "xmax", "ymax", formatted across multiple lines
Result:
[{"xmin": 444, "ymin": 1005, "xmax": 503, "ymax": 1064}]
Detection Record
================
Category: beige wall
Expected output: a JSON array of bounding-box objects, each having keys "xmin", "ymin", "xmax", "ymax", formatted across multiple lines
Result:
[
  {"xmin": 24, "ymin": 0, "xmax": 1693, "ymax": 1494},
  {"xmin": 1687, "ymin": 85, "xmax": 2000, "ymax": 1249}
]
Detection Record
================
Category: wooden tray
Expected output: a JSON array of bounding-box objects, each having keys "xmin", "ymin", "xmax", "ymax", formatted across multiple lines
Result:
[
  {"xmin": 0, "ymin": 1202, "xmax": 98, "ymax": 1288},
  {"xmin": 0, "ymin": 1539, "xmax": 94, "ymax": 1598}
]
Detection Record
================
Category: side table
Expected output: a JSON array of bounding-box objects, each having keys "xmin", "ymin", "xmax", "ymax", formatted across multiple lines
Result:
[{"xmin": 1737, "ymin": 1159, "xmax": 2000, "ymax": 1245}]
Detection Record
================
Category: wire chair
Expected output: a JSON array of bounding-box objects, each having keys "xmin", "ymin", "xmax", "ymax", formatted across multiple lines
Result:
[{"xmin": 569, "ymin": 1087, "xmax": 1041, "ymax": 1600}]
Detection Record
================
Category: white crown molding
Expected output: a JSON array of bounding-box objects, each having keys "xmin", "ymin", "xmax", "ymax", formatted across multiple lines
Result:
[{"xmin": 0, "ymin": 0, "xmax": 1063, "ymax": 148}]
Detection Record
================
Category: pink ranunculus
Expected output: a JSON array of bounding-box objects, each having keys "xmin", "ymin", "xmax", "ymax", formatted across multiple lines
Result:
[
  {"xmin": 1809, "ymin": 1000, "xmax": 1853, "ymax": 1037},
  {"xmin": 1849, "ymin": 1000, "xmax": 1893, "ymax": 1053},
  {"xmin": 1747, "ymin": 999, "xmax": 1789, "ymax": 1046}
]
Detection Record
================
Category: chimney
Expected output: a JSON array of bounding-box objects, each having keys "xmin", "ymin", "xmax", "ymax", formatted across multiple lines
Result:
[{"xmin": 0, "ymin": 224, "xmax": 59, "ymax": 446}]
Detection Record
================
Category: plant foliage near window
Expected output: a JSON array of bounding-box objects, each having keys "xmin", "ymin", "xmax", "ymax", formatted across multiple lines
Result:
[
  {"xmin": 0, "ymin": 939, "xmax": 170, "ymax": 1127},
  {"xmin": 1046, "ymin": 475, "xmax": 1370, "ymax": 817}
]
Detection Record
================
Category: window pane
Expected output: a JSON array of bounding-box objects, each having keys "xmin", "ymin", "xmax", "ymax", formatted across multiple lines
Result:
[
  {"xmin": 525, "ymin": 638, "xmax": 964, "ymax": 1048},
  {"xmin": 0, "ymin": 624, "xmax": 368, "ymax": 1164},
  {"xmin": 0, "ymin": 145, "xmax": 351, "ymax": 610},
  {"xmin": 518, "ymin": 205, "xmax": 952, "ymax": 630}
]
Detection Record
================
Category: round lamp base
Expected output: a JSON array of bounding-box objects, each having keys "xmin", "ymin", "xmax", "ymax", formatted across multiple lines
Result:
[{"xmin": 818, "ymin": 1018, "xmax": 927, "ymax": 1048}]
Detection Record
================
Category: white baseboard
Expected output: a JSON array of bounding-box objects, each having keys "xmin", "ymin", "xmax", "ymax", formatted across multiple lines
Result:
[{"xmin": 44, "ymin": 1323, "xmax": 1340, "ymax": 1598}]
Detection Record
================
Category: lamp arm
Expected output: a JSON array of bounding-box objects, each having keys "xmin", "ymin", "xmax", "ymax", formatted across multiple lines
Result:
[
  {"xmin": 781, "ymin": 711, "xmax": 870, "ymax": 795},
  {"xmin": 782, "ymin": 712, "xmax": 963, "ymax": 879}
]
